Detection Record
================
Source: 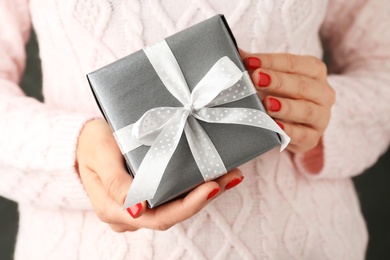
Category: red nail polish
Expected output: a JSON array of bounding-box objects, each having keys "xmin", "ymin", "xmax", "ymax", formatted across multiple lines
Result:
[
  {"xmin": 258, "ymin": 72, "xmax": 271, "ymax": 87},
  {"xmin": 268, "ymin": 97, "xmax": 281, "ymax": 112},
  {"xmin": 225, "ymin": 176, "xmax": 244, "ymax": 190},
  {"xmin": 247, "ymin": 57, "xmax": 261, "ymax": 70},
  {"xmin": 127, "ymin": 203, "xmax": 142, "ymax": 218},
  {"xmin": 207, "ymin": 187, "xmax": 220, "ymax": 200},
  {"xmin": 276, "ymin": 122, "xmax": 284, "ymax": 130}
]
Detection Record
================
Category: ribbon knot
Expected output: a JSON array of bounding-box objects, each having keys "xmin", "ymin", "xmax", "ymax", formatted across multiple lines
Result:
[
  {"xmin": 184, "ymin": 104, "xmax": 196, "ymax": 115},
  {"xmin": 114, "ymin": 40, "xmax": 290, "ymax": 209}
]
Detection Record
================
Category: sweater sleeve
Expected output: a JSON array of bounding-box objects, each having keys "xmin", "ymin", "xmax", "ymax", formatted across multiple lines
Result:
[
  {"xmin": 0, "ymin": 0, "xmax": 94, "ymax": 210},
  {"xmin": 294, "ymin": 0, "xmax": 390, "ymax": 179}
]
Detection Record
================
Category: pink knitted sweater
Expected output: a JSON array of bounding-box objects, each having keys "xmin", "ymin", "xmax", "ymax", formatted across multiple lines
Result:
[{"xmin": 1, "ymin": 0, "xmax": 390, "ymax": 259}]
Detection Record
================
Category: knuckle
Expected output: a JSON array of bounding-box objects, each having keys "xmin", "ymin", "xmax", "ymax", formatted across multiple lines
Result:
[
  {"xmin": 295, "ymin": 127, "xmax": 317, "ymax": 151},
  {"xmin": 313, "ymin": 57, "xmax": 327, "ymax": 77},
  {"xmin": 281, "ymin": 99, "xmax": 293, "ymax": 118},
  {"xmin": 296, "ymin": 128, "xmax": 308, "ymax": 145},
  {"xmin": 318, "ymin": 83, "xmax": 336, "ymax": 107},
  {"xmin": 303, "ymin": 129, "xmax": 321, "ymax": 151},
  {"xmin": 109, "ymin": 224, "xmax": 139, "ymax": 233},
  {"xmin": 288, "ymin": 124, "xmax": 296, "ymax": 143},
  {"xmin": 319, "ymin": 110, "xmax": 331, "ymax": 132},
  {"xmin": 109, "ymin": 224, "xmax": 126, "ymax": 233},
  {"xmin": 307, "ymin": 133, "xmax": 321, "ymax": 151},
  {"xmin": 319, "ymin": 62, "xmax": 328, "ymax": 77},
  {"xmin": 262, "ymin": 54, "xmax": 273, "ymax": 69},
  {"xmin": 272, "ymin": 72, "xmax": 284, "ymax": 91},
  {"xmin": 126, "ymin": 227, "xmax": 139, "ymax": 232},
  {"xmin": 124, "ymin": 226, "xmax": 139, "ymax": 232},
  {"xmin": 184, "ymin": 205, "xmax": 201, "ymax": 217},
  {"xmin": 327, "ymin": 86, "xmax": 336, "ymax": 105},
  {"xmin": 286, "ymin": 53, "xmax": 299, "ymax": 73},
  {"xmin": 297, "ymin": 75, "xmax": 310, "ymax": 98},
  {"xmin": 95, "ymin": 206, "xmax": 110, "ymax": 223},
  {"xmin": 153, "ymin": 220, "xmax": 172, "ymax": 231},
  {"xmin": 106, "ymin": 177, "xmax": 122, "ymax": 202},
  {"xmin": 303, "ymin": 103, "xmax": 314, "ymax": 122}
]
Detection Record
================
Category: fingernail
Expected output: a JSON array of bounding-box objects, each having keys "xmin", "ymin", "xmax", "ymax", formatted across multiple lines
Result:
[
  {"xmin": 225, "ymin": 176, "xmax": 244, "ymax": 190},
  {"xmin": 258, "ymin": 72, "xmax": 271, "ymax": 87},
  {"xmin": 268, "ymin": 97, "xmax": 281, "ymax": 112},
  {"xmin": 247, "ymin": 57, "xmax": 261, "ymax": 70},
  {"xmin": 207, "ymin": 187, "xmax": 220, "ymax": 200},
  {"xmin": 276, "ymin": 122, "xmax": 284, "ymax": 130},
  {"xmin": 127, "ymin": 203, "xmax": 142, "ymax": 218}
]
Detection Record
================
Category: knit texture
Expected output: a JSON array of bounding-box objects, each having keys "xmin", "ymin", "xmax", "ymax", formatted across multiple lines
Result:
[{"xmin": 1, "ymin": 0, "xmax": 390, "ymax": 259}]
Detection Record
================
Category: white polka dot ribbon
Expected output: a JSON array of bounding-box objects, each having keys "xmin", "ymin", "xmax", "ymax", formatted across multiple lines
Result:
[{"xmin": 115, "ymin": 40, "xmax": 290, "ymax": 209}]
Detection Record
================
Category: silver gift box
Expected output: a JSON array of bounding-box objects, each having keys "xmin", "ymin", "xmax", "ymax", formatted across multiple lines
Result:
[{"xmin": 87, "ymin": 15, "xmax": 281, "ymax": 208}]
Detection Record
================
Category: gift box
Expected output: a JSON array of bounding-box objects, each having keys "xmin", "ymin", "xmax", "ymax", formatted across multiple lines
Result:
[{"xmin": 87, "ymin": 15, "xmax": 289, "ymax": 209}]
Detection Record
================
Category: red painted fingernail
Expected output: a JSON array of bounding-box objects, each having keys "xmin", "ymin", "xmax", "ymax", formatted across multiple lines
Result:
[
  {"xmin": 207, "ymin": 187, "xmax": 220, "ymax": 200},
  {"xmin": 258, "ymin": 72, "xmax": 271, "ymax": 87},
  {"xmin": 247, "ymin": 57, "xmax": 261, "ymax": 70},
  {"xmin": 268, "ymin": 97, "xmax": 281, "ymax": 112},
  {"xmin": 276, "ymin": 122, "xmax": 284, "ymax": 130},
  {"xmin": 127, "ymin": 203, "xmax": 142, "ymax": 218},
  {"xmin": 225, "ymin": 176, "xmax": 244, "ymax": 190}
]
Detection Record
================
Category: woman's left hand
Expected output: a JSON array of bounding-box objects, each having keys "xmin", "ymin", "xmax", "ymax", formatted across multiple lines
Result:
[{"xmin": 241, "ymin": 52, "xmax": 336, "ymax": 154}]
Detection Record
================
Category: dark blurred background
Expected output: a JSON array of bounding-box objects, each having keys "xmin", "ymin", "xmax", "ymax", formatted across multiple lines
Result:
[{"xmin": 0, "ymin": 31, "xmax": 389, "ymax": 260}]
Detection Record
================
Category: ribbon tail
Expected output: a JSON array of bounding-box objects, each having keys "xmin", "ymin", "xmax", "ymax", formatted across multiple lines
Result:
[
  {"xmin": 194, "ymin": 107, "xmax": 291, "ymax": 151},
  {"xmin": 122, "ymin": 110, "xmax": 189, "ymax": 209},
  {"xmin": 184, "ymin": 117, "xmax": 227, "ymax": 181}
]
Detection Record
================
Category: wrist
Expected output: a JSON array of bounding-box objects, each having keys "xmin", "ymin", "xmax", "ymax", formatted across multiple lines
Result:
[{"xmin": 295, "ymin": 138, "xmax": 324, "ymax": 174}]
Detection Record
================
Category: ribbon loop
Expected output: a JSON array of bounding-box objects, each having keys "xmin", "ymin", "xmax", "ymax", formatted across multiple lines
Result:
[
  {"xmin": 132, "ymin": 107, "xmax": 178, "ymax": 146},
  {"xmin": 191, "ymin": 57, "xmax": 243, "ymax": 110},
  {"xmin": 206, "ymin": 71, "xmax": 257, "ymax": 107},
  {"xmin": 194, "ymin": 107, "xmax": 290, "ymax": 151}
]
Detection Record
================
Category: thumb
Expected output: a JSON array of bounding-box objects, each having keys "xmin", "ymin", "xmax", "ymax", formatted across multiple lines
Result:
[
  {"xmin": 100, "ymin": 167, "xmax": 147, "ymax": 218},
  {"xmin": 78, "ymin": 119, "xmax": 147, "ymax": 217},
  {"xmin": 94, "ymin": 137, "xmax": 147, "ymax": 217}
]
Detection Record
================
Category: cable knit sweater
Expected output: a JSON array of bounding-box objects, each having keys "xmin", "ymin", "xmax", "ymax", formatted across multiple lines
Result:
[{"xmin": 1, "ymin": 0, "xmax": 390, "ymax": 259}]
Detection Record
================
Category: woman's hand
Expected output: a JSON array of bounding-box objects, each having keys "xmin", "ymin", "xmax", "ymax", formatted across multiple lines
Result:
[
  {"xmin": 76, "ymin": 119, "xmax": 243, "ymax": 232},
  {"xmin": 241, "ymin": 51, "xmax": 335, "ymax": 154}
]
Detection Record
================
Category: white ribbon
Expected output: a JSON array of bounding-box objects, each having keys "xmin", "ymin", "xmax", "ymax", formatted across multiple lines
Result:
[{"xmin": 115, "ymin": 40, "xmax": 290, "ymax": 209}]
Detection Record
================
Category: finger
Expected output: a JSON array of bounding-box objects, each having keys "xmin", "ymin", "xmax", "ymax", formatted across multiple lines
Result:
[
  {"xmin": 275, "ymin": 120, "xmax": 321, "ymax": 153},
  {"xmin": 94, "ymin": 144, "xmax": 139, "ymax": 211},
  {"xmin": 120, "ymin": 168, "xmax": 244, "ymax": 231},
  {"xmin": 252, "ymin": 69, "xmax": 332, "ymax": 106},
  {"xmin": 79, "ymin": 166, "xmax": 140, "ymax": 229},
  {"xmin": 81, "ymin": 166, "xmax": 244, "ymax": 231},
  {"xmin": 263, "ymin": 96, "xmax": 329, "ymax": 131},
  {"xmin": 109, "ymin": 224, "xmax": 129, "ymax": 233},
  {"xmin": 245, "ymin": 53, "xmax": 327, "ymax": 80},
  {"xmin": 238, "ymin": 48, "xmax": 249, "ymax": 60},
  {"xmin": 137, "ymin": 169, "xmax": 242, "ymax": 231},
  {"xmin": 213, "ymin": 168, "xmax": 244, "ymax": 192},
  {"xmin": 97, "ymin": 160, "xmax": 148, "ymax": 219},
  {"xmin": 131, "ymin": 180, "xmax": 219, "ymax": 231},
  {"xmin": 110, "ymin": 179, "xmax": 220, "ymax": 231}
]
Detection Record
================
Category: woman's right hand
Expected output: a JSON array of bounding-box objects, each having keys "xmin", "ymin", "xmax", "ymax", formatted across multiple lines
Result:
[{"xmin": 76, "ymin": 119, "xmax": 244, "ymax": 232}]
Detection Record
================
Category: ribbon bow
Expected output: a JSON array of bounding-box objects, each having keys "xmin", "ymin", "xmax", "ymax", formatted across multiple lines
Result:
[{"xmin": 114, "ymin": 40, "xmax": 290, "ymax": 209}]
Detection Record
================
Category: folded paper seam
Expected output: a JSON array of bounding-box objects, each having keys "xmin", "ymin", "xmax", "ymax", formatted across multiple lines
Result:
[{"xmin": 114, "ymin": 40, "xmax": 290, "ymax": 209}]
